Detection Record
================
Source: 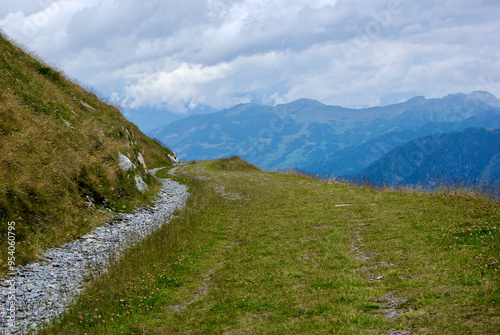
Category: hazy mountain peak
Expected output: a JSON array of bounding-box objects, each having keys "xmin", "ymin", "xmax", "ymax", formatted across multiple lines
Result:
[
  {"xmin": 440, "ymin": 92, "xmax": 467, "ymax": 102},
  {"xmin": 437, "ymin": 91, "xmax": 500, "ymax": 109},
  {"xmin": 275, "ymin": 98, "xmax": 325, "ymax": 111},
  {"xmin": 467, "ymin": 91, "xmax": 500, "ymax": 107},
  {"xmin": 406, "ymin": 96, "xmax": 426, "ymax": 103},
  {"xmin": 150, "ymin": 91, "xmax": 500, "ymax": 176},
  {"xmin": 224, "ymin": 102, "xmax": 268, "ymax": 116},
  {"xmin": 288, "ymin": 98, "xmax": 324, "ymax": 106}
]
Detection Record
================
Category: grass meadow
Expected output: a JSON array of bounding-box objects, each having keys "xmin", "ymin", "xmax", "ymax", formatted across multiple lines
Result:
[{"xmin": 41, "ymin": 157, "xmax": 500, "ymax": 334}]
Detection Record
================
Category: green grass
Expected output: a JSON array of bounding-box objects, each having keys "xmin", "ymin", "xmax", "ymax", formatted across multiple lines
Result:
[
  {"xmin": 42, "ymin": 158, "xmax": 499, "ymax": 334},
  {"xmin": 0, "ymin": 33, "xmax": 174, "ymax": 275}
]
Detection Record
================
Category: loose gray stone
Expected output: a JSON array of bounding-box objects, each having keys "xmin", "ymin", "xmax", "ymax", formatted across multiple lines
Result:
[
  {"xmin": 135, "ymin": 175, "xmax": 148, "ymax": 192},
  {"xmin": 0, "ymin": 178, "xmax": 189, "ymax": 334}
]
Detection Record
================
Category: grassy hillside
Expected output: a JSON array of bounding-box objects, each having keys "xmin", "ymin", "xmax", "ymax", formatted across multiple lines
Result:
[
  {"xmin": 0, "ymin": 33, "xmax": 174, "ymax": 274},
  {"xmin": 43, "ymin": 157, "xmax": 499, "ymax": 334}
]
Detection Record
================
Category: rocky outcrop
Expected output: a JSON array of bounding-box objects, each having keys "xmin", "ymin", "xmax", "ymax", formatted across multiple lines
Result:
[
  {"xmin": 118, "ymin": 153, "xmax": 149, "ymax": 192},
  {"xmin": 167, "ymin": 153, "xmax": 179, "ymax": 164},
  {"xmin": 134, "ymin": 175, "xmax": 148, "ymax": 192},
  {"xmin": 137, "ymin": 153, "xmax": 147, "ymax": 171},
  {"xmin": 118, "ymin": 153, "xmax": 136, "ymax": 172}
]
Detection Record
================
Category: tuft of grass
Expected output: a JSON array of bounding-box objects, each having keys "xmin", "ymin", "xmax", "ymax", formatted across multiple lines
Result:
[
  {"xmin": 210, "ymin": 155, "xmax": 261, "ymax": 172},
  {"xmin": 42, "ymin": 159, "xmax": 499, "ymax": 334},
  {"xmin": 0, "ymin": 33, "xmax": 174, "ymax": 275}
]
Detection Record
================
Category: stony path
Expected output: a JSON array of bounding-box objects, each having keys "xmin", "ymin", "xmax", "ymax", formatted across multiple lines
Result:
[{"xmin": 0, "ymin": 178, "xmax": 189, "ymax": 334}]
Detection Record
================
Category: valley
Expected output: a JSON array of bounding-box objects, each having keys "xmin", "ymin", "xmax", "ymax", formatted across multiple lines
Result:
[{"xmin": 149, "ymin": 93, "xmax": 500, "ymax": 188}]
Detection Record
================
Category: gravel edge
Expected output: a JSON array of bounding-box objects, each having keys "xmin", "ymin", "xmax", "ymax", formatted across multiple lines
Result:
[{"xmin": 0, "ymin": 178, "xmax": 189, "ymax": 334}]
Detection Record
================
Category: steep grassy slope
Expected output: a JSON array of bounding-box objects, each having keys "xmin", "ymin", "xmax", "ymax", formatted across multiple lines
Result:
[
  {"xmin": 43, "ymin": 158, "xmax": 499, "ymax": 334},
  {"xmin": 0, "ymin": 34, "xmax": 174, "ymax": 274}
]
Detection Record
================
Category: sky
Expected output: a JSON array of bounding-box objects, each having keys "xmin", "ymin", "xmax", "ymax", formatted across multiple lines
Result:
[{"xmin": 1, "ymin": 0, "xmax": 499, "ymax": 131}]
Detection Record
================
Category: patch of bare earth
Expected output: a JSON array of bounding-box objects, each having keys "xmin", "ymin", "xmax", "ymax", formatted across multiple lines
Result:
[
  {"xmin": 167, "ymin": 267, "xmax": 217, "ymax": 312},
  {"xmin": 349, "ymin": 219, "xmax": 411, "ymax": 334}
]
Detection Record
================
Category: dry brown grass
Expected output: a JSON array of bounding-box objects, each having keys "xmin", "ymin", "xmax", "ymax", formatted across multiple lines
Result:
[{"xmin": 0, "ymin": 33, "xmax": 174, "ymax": 274}]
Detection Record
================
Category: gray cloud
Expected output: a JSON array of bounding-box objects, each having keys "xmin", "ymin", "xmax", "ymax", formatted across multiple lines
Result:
[{"xmin": 1, "ymin": 0, "xmax": 499, "ymax": 118}]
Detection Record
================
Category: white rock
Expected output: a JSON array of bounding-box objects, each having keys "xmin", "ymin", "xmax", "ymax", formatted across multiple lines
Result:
[
  {"xmin": 167, "ymin": 153, "xmax": 179, "ymax": 164},
  {"xmin": 80, "ymin": 100, "xmax": 96, "ymax": 111},
  {"xmin": 137, "ymin": 153, "xmax": 147, "ymax": 171},
  {"xmin": 118, "ymin": 153, "xmax": 136, "ymax": 172},
  {"xmin": 135, "ymin": 175, "xmax": 148, "ymax": 192}
]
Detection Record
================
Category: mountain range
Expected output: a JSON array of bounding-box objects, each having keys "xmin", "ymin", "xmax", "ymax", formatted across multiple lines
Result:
[
  {"xmin": 355, "ymin": 127, "xmax": 500, "ymax": 187},
  {"xmin": 149, "ymin": 91, "xmax": 500, "ymax": 186}
]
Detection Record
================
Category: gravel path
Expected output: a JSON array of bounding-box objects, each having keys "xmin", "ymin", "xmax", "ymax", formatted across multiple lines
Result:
[{"xmin": 0, "ymin": 178, "xmax": 189, "ymax": 334}]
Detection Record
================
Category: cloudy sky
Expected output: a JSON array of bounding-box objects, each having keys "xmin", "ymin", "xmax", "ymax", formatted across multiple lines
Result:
[{"xmin": 1, "ymin": 0, "xmax": 499, "ymax": 130}]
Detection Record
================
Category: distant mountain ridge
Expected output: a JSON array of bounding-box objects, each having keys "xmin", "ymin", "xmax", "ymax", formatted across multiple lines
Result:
[
  {"xmin": 308, "ymin": 111, "xmax": 500, "ymax": 177},
  {"xmin": 150, "ymin": 91, "xmax": 500, "ymax": 181},
  {"xmin": 355, "ymin": 127, "xmax": 500, "ymax": 187}
]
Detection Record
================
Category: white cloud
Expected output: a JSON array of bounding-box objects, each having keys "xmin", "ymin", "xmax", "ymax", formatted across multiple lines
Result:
[
  {"xmin": 122, "ymin": 61, "xmax": 235, "ymax": 113},
  {"xmin": 1, "ymin": 0, "xmax": 499, "ymax": 125}
]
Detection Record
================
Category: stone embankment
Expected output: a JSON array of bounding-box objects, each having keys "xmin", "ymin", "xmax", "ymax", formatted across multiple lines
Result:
[{"xmin": 0, "ymin": 178, "xmax": 189, "ymax": 334}]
